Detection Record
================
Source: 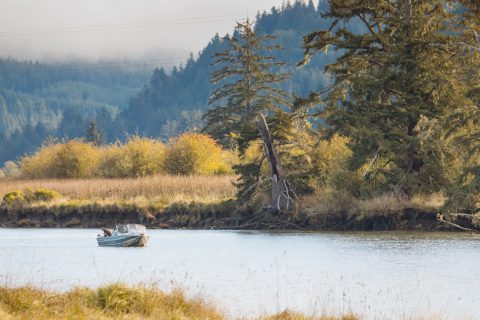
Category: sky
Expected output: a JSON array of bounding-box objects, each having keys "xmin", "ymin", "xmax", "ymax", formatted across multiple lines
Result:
[{"xmin": 0, "ymin": 0, "xmax": 285, "ymax": 64}]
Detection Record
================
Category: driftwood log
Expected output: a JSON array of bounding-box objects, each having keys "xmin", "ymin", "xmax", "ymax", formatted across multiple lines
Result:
[
  {"xmin": 436, "ymin": 213, "xmax": 480, "ymax": 234},
  {"xmin": 256, "ymin": 114, "xmax": 294, "ymax": 213}
]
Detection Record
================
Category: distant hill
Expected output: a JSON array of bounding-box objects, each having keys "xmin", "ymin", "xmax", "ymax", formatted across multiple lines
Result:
[
  {"xmin": 0, "ymin": 60, "xmax": 151, "ymax": 162},
  {"xmin": 117, "ymin": 0, "xmax": 343, "ymax": 137}
]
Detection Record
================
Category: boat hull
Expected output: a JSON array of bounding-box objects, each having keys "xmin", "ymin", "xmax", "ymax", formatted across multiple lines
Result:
[{"xmin": 97, "ymin": 234, "xmax": 149, "ymax": 247}]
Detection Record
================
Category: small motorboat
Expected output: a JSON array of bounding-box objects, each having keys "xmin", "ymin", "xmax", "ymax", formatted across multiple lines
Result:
[{"xmin": 97, "ymin": 224, "xmax": 149, "ymax": 247}]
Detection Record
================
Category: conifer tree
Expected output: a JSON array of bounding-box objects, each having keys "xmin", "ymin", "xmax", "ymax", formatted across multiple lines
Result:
[
  {"xmin": 298, "ymin": 0, "xmax": 477, "ymax": 195},
  {"xmin": 204, "ymin": 19, "xmax": 294, "ymax": 209},
  {"xmin": 438, "ymin": 1, "xmax": 480, "ymax": 212},
  {"xmin": 205, "ymin": 19, "xmax": 290, "ymax": 145},
  {"xmin": 85, "ymin": 120, "xmax": 105, "ymax": 146}
]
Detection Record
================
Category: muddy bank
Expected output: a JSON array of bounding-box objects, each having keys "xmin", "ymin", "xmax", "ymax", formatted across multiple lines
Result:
[{"xmin": 0, "ymin": 202, "xmax": 476, "ymax": 232}]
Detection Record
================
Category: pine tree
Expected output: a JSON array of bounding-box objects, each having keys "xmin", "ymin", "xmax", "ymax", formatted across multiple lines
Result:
[
  {"xmin": 205, "ymin": 19, "xmax": 290, "ymax": 146},
  {"xmin": 298, "ymin": 0, "xmax": 477, "ymax": 195},
  {"xmin": 85, "ymin": 120, "xmax": 105, "ymax": 146},
  {"xmin": 439, "ymin": 1, "xmax": 480, "ymax": 213},
  {"xmin": 204, "ymin": 19, "xmax": 295, "ymax": 210}
]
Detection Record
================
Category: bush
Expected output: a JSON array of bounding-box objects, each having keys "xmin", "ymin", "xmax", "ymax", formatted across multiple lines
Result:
[
  {"xmin": 100, "ymin": 137, "xmax": 166, "ymax": 177},
  {"xmin": 21, "ymin": 141, "xmax": 99, "ymax": 179},
  {"xmin": 33, "ymin": 188, "xmax": 61, "ymax": 202},
  {"xmin": 53, "ymin": 140, "xmax": 100, "ymax": 178},
  {"xmin": 2, "ymin": 190, "xmax": 25, "ymax": 207},
  {"xmin": 19, "ymin": 135, "xmax": 231, "ymax": 178},
  {"xmin": 1, "ymin": 188, "xmax": 62, "ymax": 208},
  {"xmin": 310, "ymin": 134, "xmax": 352, "ymax": 186},
  {"xmin": 165, "ymin": 133, "xmax": 230, "ymax": 175},
  {"xmin": 20, "ymin": 143, "xmax": 63, "ymax": 178}
]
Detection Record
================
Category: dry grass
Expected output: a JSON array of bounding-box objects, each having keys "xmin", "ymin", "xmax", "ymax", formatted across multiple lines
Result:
[
  {"xmin": 301, "ymin": 190, "xmax": 445, "ymax": 218},
  {"xmin": 0, "ymin": 175, "xmax": 237, "ymax": 204},
  {"xmin": 0, "ymin": 284, "xmax": 223, "ymax": 320},
  {"xmin": 260, "ymin": 310, "xmax": 359, "ymax": 320},
  {"xmin": 0, "ymin": 284, "xmax": 360, "ymax": 320},
  {"xmin": 356, "ymin": 193, "xmax": 445, "ymax": 218}
]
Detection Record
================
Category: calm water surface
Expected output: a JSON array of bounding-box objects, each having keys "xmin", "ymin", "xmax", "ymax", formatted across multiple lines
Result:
[{"xmin": 0, "ymin": 229, "xmax": 479, "ymax": 319}]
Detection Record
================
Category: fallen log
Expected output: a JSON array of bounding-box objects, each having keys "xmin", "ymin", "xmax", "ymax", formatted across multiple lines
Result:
[{"xmin": 436, "ymin": 214, "xmax": 480, "ymax": 234}]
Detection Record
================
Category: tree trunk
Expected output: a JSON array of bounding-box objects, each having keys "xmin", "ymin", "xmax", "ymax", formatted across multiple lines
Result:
[{"xmin": 256, "ymin": 114, "xmax": 293, "ymax": 213}]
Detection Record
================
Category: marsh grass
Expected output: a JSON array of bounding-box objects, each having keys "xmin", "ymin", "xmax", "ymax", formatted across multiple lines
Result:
[
  {"xmin": 259, "ymin": 310, "xmax": 359, "ymax": 320},
  {"xmin": 0, "ymin": 284, "xmax": 360, "ymax": 320},
  {"xmin": 0, "ymin": 175, "xmax": 237, "ymax": 205},
  {"xmin": 301, "ymin": 190, "xmax": 445, "ymax": 219},
  {"xmin": 0, "ymin": 284, "xmax": 223, "ymax": 320}
]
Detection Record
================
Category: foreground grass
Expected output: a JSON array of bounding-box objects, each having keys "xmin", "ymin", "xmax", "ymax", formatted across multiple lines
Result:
[
  {"xmin": 0, "ymin": 175, "xmax": 237, "ymax": 204},
  {"xmin": 0, "ymin": 284, "xmax": 358, "ymax": 320}
]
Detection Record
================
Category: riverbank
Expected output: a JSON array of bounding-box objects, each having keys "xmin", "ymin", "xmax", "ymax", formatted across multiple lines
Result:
[
  {"xmin": 0, "ymin": 177, "xmax": 477, "ymax": 231},
  {"xmin": 0, "ymin": 197, "xmax": 473, "ymax": 231},
  {"xmin": 0, "ymin": 284, "xmax": 358, "ymax": 320}
]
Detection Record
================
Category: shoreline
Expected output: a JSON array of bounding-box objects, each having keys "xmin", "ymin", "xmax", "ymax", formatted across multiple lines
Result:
[{"xmin": 0, "ymin": 203, "xmax": 474, "ymax": 232}]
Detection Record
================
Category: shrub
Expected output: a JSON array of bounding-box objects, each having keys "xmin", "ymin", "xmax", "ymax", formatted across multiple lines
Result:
[
  {"xmin": 165, "ymin": 133, "xmax": 230, "ymax": 175},
  {"xmin": 100, "ymin": 137, "xmax": 166, "ymax": 177},
  {"xmin": 1, "ymin": 188, "xmax": 62, "ymax": 208},
  {"xmin": 2, "ymin": 190, "xmax": 25, "ymax": 207},
  {"xmin": 21, "ymin": 141, "xmax": 99, "ymax": 179},
  {"xmin": 310, "ymin": 134, "xmax": 352, "ymax": 186},
  {"xmin": 53, "ymin": 140, "xmax": 100, "ymax": 178},
  {"xmin": 20, "ymin": 135, "xmax": 231, "ymax": 178},
  {"xmin": 20, "ymin": 143, "xmax": 64, "ymax": 178},
  {"xmin": 33, "ymin": 188, "xmax": 61, "ymax": 202}
]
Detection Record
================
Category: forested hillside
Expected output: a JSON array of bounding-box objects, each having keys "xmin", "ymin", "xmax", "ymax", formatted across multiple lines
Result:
[
  {"xmin": 0, "ymin": 60, "xmax": 151, "ymax": 162},
  {"xmin": 119, "ymin": 0, "xmax": 345, "ymax": 137}
]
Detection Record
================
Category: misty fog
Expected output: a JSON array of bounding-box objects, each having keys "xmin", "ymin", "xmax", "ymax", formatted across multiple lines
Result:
[{"xmin": 0, "ymin": 0, "xmax": 284, "ymax": 66}]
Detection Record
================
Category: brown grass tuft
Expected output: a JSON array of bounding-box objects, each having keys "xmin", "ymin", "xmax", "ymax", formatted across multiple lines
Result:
[
  {"xmin": 260, "ymin": 310, "xmax": 359, "ymax": 320},
  {"xmin": 0, "ymin": 284, "xmax": 223, "ymax": 320}
]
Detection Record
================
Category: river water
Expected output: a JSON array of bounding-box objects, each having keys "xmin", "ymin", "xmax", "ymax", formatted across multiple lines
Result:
[{"xmin": 0, "ymin": 229, "xmax": 479, "ymax": 319}]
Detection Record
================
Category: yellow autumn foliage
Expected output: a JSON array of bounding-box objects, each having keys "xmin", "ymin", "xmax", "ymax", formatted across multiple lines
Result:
[
  {"xmin": 20, "ymin": 143, "xmax": 63, "ymax": 178},
  {"xmin": 310, "ymin": 134, "xmax": 352, "ymax": 185},
  {"xmin": 21, "ymin": 141, "xmax": 99, "ymax": 179},
  {"xmin": 100, "ymin": 137, "xmax": 166, "ymax": 177},
  {"xmin": 52, "ymin": 140, "xmax": 100, "ymax": 178},
  {"xmin": 164, "ymin": 133, "xmax": 231, "ymax": 175}
]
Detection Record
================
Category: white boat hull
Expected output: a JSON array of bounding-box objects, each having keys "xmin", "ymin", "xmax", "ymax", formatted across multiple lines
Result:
[{"xmin": 97, "ymin": 234, "xmax": 149, "ymax": 247}]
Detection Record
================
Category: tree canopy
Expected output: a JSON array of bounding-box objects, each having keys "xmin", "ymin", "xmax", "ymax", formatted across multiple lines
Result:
[{"xmin": 298, "ymin": 0, "xmax": 480, "ymax": 196}]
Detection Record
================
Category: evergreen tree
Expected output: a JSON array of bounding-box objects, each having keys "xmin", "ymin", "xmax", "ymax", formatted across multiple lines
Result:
[
  {"xmin": 85, "ymin": 120, "xmax": 105, "ymax": 146},
  {"xmin": 205, "ymin": 19, "xmax": 290, "ymax": 145},
  {"xmin": 298, "ymin": 0, "xmax": 476, "ymax": 196},
  {"xmin": 204, "ymin": 19, "xmax": 292, "ymax": 204},
  {"xmin": 437, "ymin": 1, "xmax": 480, "ymax": 212}
]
